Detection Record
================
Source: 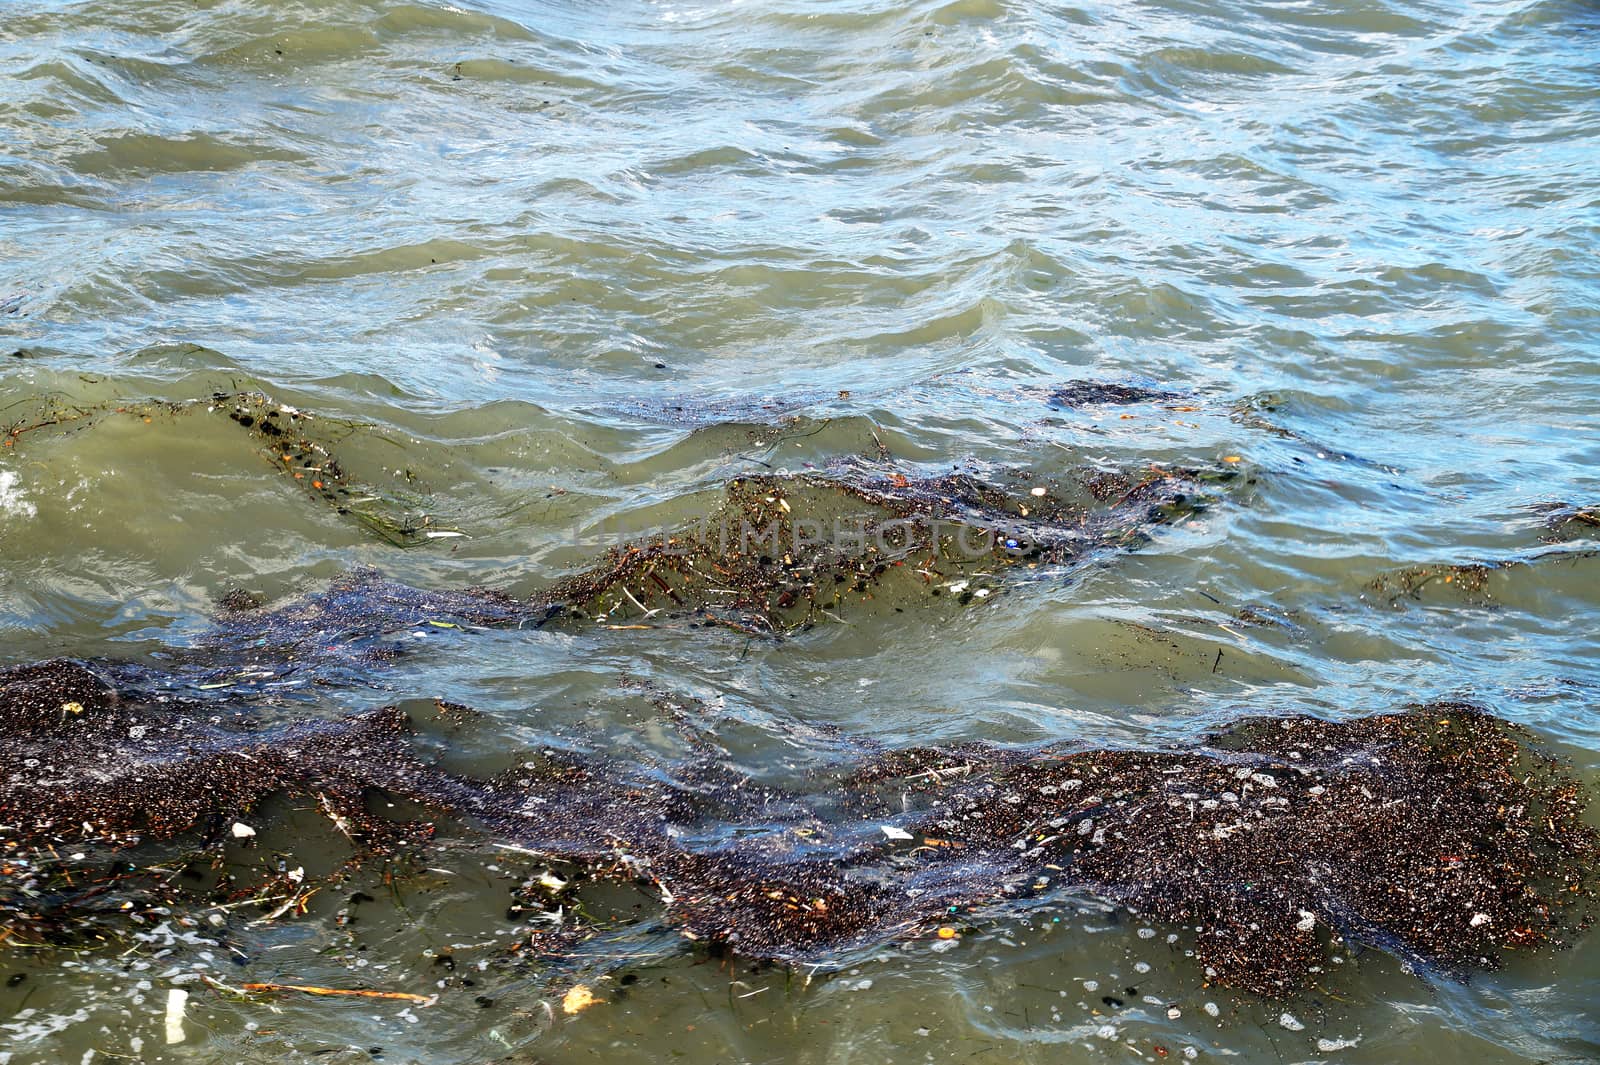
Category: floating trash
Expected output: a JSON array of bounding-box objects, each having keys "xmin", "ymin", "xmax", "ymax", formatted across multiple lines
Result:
[
  {"xmin": 1045, "ymin": 382, "xmax": 1182, "ymax": 409},
  {"xmin": 561, "ymin": 984, "xmax": 601, "ymax": 1015},
  {"xmin": 2, "ymin": 653, "xmax": 1593, "ymax": 999},
  {"xmin": 0, "ymin": 389, "xmax": 462, "ymax": 547},
  {"xmin": 164, "ymin": 988, "xmax": 188, "ymax": 1046},
  {"xmin": 1529, "ymin": 501, "xmax": 1600, "ymax": 542},
  {"xmin": 550, "ymin": 462, "xmax": 1223, "ymax": 635}
]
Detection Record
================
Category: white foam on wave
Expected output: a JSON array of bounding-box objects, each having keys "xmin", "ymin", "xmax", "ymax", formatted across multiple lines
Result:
[{"xmin": 0, "ymin": 469, "xmax": 37, "ymax": 519}]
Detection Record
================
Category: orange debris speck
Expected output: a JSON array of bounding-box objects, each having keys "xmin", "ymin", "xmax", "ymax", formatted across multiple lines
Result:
[{"xmin": 562, "ymin": 984, "xmax": 601, "ymax": 1015}]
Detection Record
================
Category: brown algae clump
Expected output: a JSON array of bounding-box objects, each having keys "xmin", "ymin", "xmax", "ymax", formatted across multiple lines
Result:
[
  {"xmin": 552, "ymin": 463, "xmax": 1219, "ymax": 634},
  {"xmin": 858, "ymin": 706, "xmax": 1598, "ymax": 993},
  {"xmin": 1530, "ymin": 501, "xmax": 1600, "ymax": 543},
  {"xmin": 2, "ymin": 656, "xmax": 1593, "ymax": 997}
]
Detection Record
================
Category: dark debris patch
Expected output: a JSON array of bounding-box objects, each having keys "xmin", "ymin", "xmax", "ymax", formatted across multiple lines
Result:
[
  {"xmin": 205, "ymin": 568, "xmax": 546, "ymax": 666},
  {"xmin": 211, "ymin": 391, "xmax": 459, "ymax": 547},
  {"xmin": 550, "ymin": 463, "xmax": 1223, "ymax": 635},
  {"xmin": 1045, "ymin": 381, "xmax": 1184, "ymax": 409},
  {"xmin": 2, "ymin": 382, "xmax": 1228, "ymax": 584},
  {"xmin": 1, "ymin": 390, "xmax": 458, "ymax": 547},
  {"xmin": 1362, "ymin": 548, "xmax": 1600, "ymax": 610},
  {"xmin": 1364, "ymin": 561, "xmax": 1504, "ymax": 607},
  {"xmin": 857, "ymin": 706, "xmax": 1600, "ymax": 994},
  {"xmin": 0, "ymin": 660, "xmax": 432, "ymax": 846},
  {"xmin": 2, "ymin": 661, "xmax": 1594, "ymax": 998},
  {"xmin": 1530, "ymin": 501, "xmax": 1600, "ymax": 543},
  {"xmin": 1, "ymin": 462, "xmax": 1220, "ymax": 701},
  {"xmin": 598, "ymin": 390, "xmax": 837, "ymax": 429}
]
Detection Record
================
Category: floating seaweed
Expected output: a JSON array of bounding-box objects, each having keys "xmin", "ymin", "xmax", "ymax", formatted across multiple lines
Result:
[
  {"xmin": 1228, "ymin": 392, "xmax": 1399, "ymax": 472},
  {"xmin": 3, "ymin": 384, "xmax": 1231, "ymax": 567},
  {"xmin": 211, "ymin": 391, "xmax": 460, "ymax": 546},
  {"xmin": 1364, "ymin": 561, "xmax": 1505, "ymax": 607},
  {"xmin": 205, "ymin": 569, "xmax": 548, "ymax": 668},
  {"xmin": 2, "ymin": 657, "xmax": 1594, "ymax": 998},
  {"xmin": 551, "ymin": 462, "xmax": 1224, "ymax": 635},
  {"xmin": 1530, "ymin": 501, "xmax": 1600, "ymax": 543},
  {"xmin": 1362, "ymin": 547, "xmax": 1600, "ymax": 610},
  {"xmin": 1045, "ymin": 381, "xmax": 1183, "ymax": 409},
  {"xmin": 2, "ymin": 384, "xmax": 1593, "ymax": 1002},
  {"xmin": 1231, "ymin": 603, "xmax": 1308, "ymax": 637},
  {"xmin": 844, "ymin": 705, "xmax": 1599, "ymax": 993},
  {"xmin": 1, "ymin": 389, "xmax": 458, "ymax": 546}
]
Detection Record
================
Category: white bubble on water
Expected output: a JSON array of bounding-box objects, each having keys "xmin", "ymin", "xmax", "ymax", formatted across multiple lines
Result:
[{"xmin": 0, "ymin": 471, "xmax": 36, "ymax": 519}]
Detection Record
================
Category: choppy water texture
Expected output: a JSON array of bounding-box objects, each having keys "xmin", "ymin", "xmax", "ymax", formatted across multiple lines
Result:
[{"xmin": 2, "ymin": 0, "xmax": 1600, "ymax": 1062}]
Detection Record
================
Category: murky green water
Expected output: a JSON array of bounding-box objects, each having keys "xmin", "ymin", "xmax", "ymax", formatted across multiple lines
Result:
[{"xmin": 3, "ymin": 0, "xmax": 1599, "ymax": 1061}]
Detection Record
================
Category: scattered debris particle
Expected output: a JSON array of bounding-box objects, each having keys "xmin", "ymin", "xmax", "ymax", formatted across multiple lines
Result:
[{"xmin": 561, "ymin": 984, "xmax": 600, "ymax": 1015}]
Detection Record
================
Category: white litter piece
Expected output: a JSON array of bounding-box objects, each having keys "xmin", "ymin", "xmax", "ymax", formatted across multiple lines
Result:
[{"xmin": 164, "ymin": 989, "xmax": 189, "ymax": 1045}]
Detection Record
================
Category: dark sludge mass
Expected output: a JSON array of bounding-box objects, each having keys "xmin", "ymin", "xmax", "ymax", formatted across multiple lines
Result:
[{"xmin": 2, "ymin": 658, "xmax": 1595, "ymax": 998}]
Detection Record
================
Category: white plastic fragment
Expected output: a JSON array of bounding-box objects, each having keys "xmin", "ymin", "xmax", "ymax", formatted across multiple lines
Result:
[
  {"xmin": 164, "ymin": 988, "xmax": 188, "ymax": 1045},
  {"xmin": 881, "ymin": 825, "xmax": 913, "ymax": 841},
  {"xmin": 1278, "ymin": 1012, "xmax": 1305, "ymax": 1032},
  {"xmin": 230, "ymin": 822, "xmax": 256, "ymax": 839}
]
